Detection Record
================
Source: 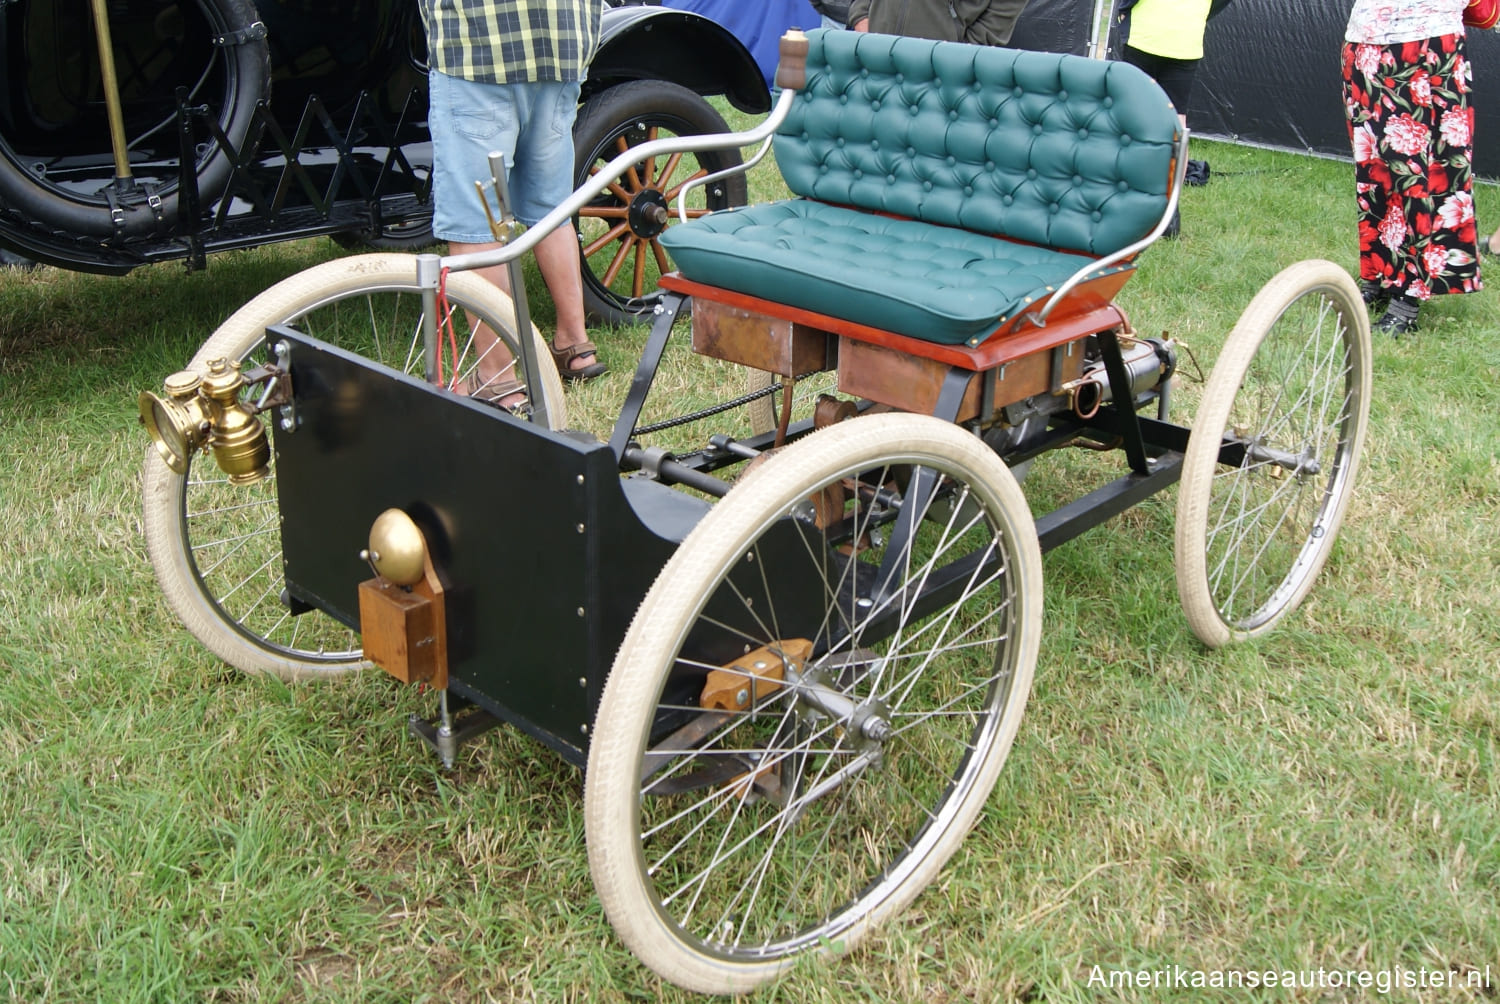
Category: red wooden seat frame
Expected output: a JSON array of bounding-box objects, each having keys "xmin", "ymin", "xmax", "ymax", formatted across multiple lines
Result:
[{"xmin": 659, "ymin": 270, "xmax": 1131, "ymax": 373}]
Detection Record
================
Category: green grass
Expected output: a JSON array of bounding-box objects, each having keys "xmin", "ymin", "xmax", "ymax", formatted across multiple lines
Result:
[{"xmin": 2, "ymin": 135, "xmax": 1499, "ymax": 1002}]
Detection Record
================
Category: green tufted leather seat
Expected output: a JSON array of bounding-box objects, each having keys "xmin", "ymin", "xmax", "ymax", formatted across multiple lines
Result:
[{"xmin": 659, "ymin": 29, "xmax": 1181, "ymax": 347}]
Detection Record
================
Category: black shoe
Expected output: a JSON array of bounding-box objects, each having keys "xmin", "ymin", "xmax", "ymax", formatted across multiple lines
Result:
[
  {"xmin": 1375, "ymin": 296, "xmax": 1420, "ymax": 337},
  {"xmin": 1360, "ymin": 279, "xmax": 1389, "ymax": 308},
  {"xmin": 1162, "ymin": 207, "xmax": 1180, "ymax": 239}
]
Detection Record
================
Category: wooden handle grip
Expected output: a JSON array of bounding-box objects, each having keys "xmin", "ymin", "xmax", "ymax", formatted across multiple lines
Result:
[{"xmin": 775, "ymin": 29, "xmax": 809, "ymax": 91}]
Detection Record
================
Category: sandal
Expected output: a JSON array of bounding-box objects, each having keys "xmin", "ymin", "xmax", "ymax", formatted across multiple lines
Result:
[
  {"xmin": 460, "ymin": 374, "xmax": 528, "ymax": 414},
  {"xmin": 549, "ymin": 338, "xmax": 608, "ymax": 383},
  {"xmin": 1480, "ymin": 235, "xmax": 1499, "ymax": 259}
]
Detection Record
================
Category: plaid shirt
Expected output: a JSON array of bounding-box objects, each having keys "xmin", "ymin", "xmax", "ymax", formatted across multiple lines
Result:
[{"xmin": 420, "ymin": 0, "xmax": 602, "ymax": 85}]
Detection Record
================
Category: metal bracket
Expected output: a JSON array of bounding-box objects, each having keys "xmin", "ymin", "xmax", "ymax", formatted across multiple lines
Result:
[
  {"xmin": 243, "ymin": 361, "xmax": 291, "ymax": 413},
  {"xmin": 269, "ymin": 337, "xmax": 297, "ymax": 433},
  {"xmin": 637, "ymin": 446, "xmax": 676, "ymax": 479},
  {"xmin": 213, "ymin": 21, "xmax": 268, "ymax": 46},
  {"xmin": 609, "ymin": 291, "xmax": 687, "ymax": 461},
  {"xmin": 407, "ymin": 704, "xmax": 503, "ymax": 770},
  {"xmin": 1096, "ymin": 329, "xmax": 1152, "ymax": 474}
]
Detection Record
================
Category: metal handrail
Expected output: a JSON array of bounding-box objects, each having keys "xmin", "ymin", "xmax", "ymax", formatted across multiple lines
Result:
[
  {"xmin": 677, "ymin": 132, "xmax": 776, "ymax": 224},
  {"xmin": 412, "ymin": 85, "xmax": 797, "ymax": 429},
  {"xmin": 1021, "ymin": 126, "xmax": 1191, "ymax": 330},
  {"xmin": 428, "ymin": 86, "xmax": 799, "ymax": 278}
]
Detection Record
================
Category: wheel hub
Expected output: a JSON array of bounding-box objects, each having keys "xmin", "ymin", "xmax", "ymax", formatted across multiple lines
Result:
[{"xmin": 628, "ymin": 188, "xmax": 671, "ymax": 239}]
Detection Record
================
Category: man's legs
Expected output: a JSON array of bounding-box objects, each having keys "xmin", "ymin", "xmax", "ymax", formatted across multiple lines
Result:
[
  {"xmin": 450, "ymin": 224, "xmax": 598, "ymax": 387},
  {"xmin": 427, "ymin": 71, "xmax": 603, "ymax": 400}
]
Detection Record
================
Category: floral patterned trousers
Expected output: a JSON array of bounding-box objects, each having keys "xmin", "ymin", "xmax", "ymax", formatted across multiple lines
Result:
[{"xmin": 1342, "ymin": 34, "xmax": 1481, "ymax": 300}]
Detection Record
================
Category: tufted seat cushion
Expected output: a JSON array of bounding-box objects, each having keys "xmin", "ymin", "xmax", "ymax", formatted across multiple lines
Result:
[
  {"xmin": 659, "ymin": 29, "xmax": 1180, "ymax": 346},
  {"xmin": 661, "ymin": 199, "xmax": 1121, "ymax": 345}
]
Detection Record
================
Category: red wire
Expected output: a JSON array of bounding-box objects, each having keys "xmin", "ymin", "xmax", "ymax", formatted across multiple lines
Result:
[{"xmin": 435, "ymin": 266, "xmax": 461, "ymax": 390}]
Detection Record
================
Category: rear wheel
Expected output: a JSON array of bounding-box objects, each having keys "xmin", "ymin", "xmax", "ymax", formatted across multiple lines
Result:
[
  {"xmin": 1174, "ymin": 259, "xmax": 1371, "ymax": 647},
  {"xmin": 586, "ymin": 414, "xmax": 1042, "ymax": 994},
  {"xmin": 572, "ymin": 80, "xmax": 746, "ymax": 326},
  {"xmin": 330, "ymin": 220, "xmax": 437, "ymax": 252},
  {"xmin": 141, "ymin": 253, "xmax": 564, "ymax": 679}
]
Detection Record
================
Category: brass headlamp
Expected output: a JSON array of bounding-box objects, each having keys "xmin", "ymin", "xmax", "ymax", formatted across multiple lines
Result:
[{"xmin": 138, "ymin": 357, "xmax": 271, "ymax": 484}]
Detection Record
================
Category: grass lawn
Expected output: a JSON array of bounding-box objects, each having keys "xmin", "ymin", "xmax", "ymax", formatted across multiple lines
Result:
[{"xmin": 1, "ymin": 133, "xmax": 1498, "ymax": 1002}]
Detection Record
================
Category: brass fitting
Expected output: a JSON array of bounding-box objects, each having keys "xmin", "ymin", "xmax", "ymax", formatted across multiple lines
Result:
[
  {"xmin": 139, "ymin": 370, "xmax": 211, "ymax": 475},
  {"xmin": 138, "ymin": 358, "xmax": 270, "ymax": 484}
]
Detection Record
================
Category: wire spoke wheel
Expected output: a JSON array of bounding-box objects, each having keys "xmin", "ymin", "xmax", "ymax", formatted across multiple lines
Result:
[
  {"xmin": 142, "ymin": 253, "xmax": 564, "ymax": 679},
  {"xmin": 586, "ymin": 415, "xmax": 1042, "ymax": 993},
  {"xmin": 1174, "ymin": 259, "xmax": 1372, "ymax": 647},
  {"xmin": 572, "ymin": 80, "xmax": 746, "ymax": 325}
]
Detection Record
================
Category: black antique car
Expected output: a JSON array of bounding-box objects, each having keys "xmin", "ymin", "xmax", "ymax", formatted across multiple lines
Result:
[{"xmin": 0, "ymin": 0, "xmax": 769, "ymax": 323}]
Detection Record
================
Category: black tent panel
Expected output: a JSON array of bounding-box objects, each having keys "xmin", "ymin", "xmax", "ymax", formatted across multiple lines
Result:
[
  {"xmin": 1010, "ymin": 0, "xmax": 1095, "ymax": 55},
  {"xmin": 1188, "ymin": 0, "xmax": 1500, "ymax": 176}
]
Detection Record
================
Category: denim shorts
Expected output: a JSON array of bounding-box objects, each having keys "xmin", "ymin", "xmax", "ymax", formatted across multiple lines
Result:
[{"xmin": 427, "ymin": 70, "xmax": 581, "ymax": 240}]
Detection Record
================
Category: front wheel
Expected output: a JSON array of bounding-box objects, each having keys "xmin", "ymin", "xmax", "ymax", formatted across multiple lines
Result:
[
  {"xmin": 142, "ymin": 253, "xmax": 565, "ymax": 680},
  {"xmin": 572, "ymin": 80, "xmax": 747, "ymax": 326},
  {"xmin": 585, "ymin": 414, "xmax": 1043, "ymax": 993},
  {"xmin": 1174, "ymin": 259, "xmax": 1372, "ymax": 648}
]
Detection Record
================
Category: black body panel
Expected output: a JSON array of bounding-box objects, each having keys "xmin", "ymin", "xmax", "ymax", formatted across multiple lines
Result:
[{"xmin": 270, "ymin": 329, "xmax": 707, "ymax": 765}]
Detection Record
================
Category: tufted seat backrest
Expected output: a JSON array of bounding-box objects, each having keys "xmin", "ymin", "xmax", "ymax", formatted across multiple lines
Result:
[{"xmin": 775, "ymin": 30, "xmax": 1182, "ymax": 258}]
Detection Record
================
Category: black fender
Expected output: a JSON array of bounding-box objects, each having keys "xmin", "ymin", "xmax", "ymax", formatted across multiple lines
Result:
[{"xmin": 590, "ymin": 6, "xmax": 770, "ymax": 115}]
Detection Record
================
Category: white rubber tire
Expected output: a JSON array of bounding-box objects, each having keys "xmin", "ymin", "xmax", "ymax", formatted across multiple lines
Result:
[
  {"xmin": 1174, "ymin": 259, "xmax": 1371, "ymax": 648},
  {"xmin": 585, "ymin": 413, "xmax": 1043, "ymax": 993}
]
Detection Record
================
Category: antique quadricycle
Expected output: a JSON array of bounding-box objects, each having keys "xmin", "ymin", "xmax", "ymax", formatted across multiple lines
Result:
[{"xmin": 138, "ymin": 29, "xmax": 1371, "ymax": 994}]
